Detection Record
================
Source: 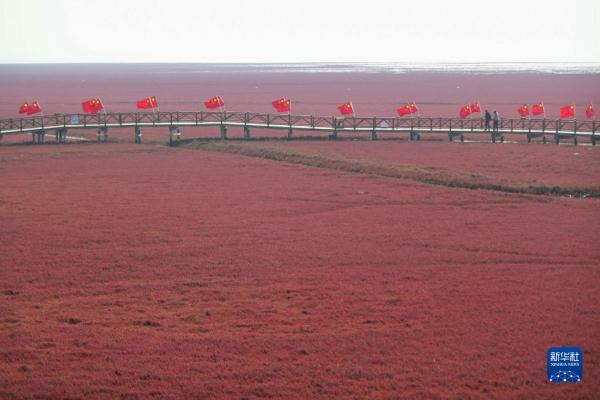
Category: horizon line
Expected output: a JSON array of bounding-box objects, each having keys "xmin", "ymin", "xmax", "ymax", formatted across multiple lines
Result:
[{"xmin": 2, "ymin": 61, "xmax": 600, "ymax": 65}]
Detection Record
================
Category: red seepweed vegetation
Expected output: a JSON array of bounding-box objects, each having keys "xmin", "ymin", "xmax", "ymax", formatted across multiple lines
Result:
[{"xmin": 1, "ymin": 142, "xmax": 599, "ymax": 399}]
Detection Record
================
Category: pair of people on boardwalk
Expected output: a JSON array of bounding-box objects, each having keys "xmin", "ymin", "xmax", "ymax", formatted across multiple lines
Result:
[{"xmin": 485, "ymin": 109, "xmax": 500, "ymax": 132}]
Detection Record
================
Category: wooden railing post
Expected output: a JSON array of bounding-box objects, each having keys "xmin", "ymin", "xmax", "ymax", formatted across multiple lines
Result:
[
  {"xmin": 331, "ymin": 117, "xmax": 338, "ymax": 139},
  {"xmin": 371, "ymin": 117, "xmax": 377, "ymax": 140}
]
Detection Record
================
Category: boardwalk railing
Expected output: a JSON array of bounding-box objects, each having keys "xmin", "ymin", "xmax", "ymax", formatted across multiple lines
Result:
[{"xmin": 0, "ymin": 111, "xmax": 597, "ymax": 145}]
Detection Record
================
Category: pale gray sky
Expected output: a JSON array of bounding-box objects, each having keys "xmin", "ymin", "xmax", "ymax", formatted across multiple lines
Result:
[{"xmin": 1, "ymin": 0, "xmax": 599, "ymax": 63}]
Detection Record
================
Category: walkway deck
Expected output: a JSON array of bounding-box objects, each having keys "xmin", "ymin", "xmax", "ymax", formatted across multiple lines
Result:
[{"xmin": 0, "ymin": 111, "xmax": 597, "ymax": 145}]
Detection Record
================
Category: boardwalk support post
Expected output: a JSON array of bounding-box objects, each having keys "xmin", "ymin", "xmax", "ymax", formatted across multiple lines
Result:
[
  {"xmin": 33, "ymin": 130, "xmax": 46, "ymax": 144},
  {"xmin": 134, "ymin": 126, "xmax": 142, "ymax": 144},
  {"xmin": 168, "ymin": 126, "xmax": 180, "ymax": 146},
  {"xmin": 243, "ymin": 125, "xmax": 250, "ymax": 140},
  {"xmin": 592, "ymin": 121, "xmax": 596, "ymax": 146},
  {"xmin": 55, "ymin": 128, "xmax": 67, "ymax": 143},
  {"xmin": 97, "ymin": 127, "xmax": 108, "ymax": 142},
  {"xmin": 220, "ymin": 124, "xmax": 228, "ymax": 140},
  {"xmin": 287, "ymin": 126, "xmax": 293, "ymax": 140},
  {"xmin": 573, "ymin": 121, "xmax": 578, "ymax": 145}
]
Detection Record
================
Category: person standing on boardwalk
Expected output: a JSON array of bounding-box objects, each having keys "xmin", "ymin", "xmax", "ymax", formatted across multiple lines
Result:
[
  {"xmin": 493, "ymin": 110, "xmax": 500, "ymax": 132},
  {"xmin": 484, "ymin": 109, "xmax": 492, "ymax": 131}
]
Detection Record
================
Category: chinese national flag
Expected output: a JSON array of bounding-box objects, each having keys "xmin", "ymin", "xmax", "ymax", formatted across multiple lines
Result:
[
  {"xmin": 137, "ymin": 96, "xmax": 158, "ymax": 109},
  {"xmin": 397, "ymin": 102, "xmax": 417, "ymax": 116},
  {"xmin": 532, "ymin": 102, "xmax": 545, "ymax": 116},
  {"xmin": 338, "ymin": 102, "xmax": 354, "ymax": 116},
  {"xmin": 459, "ymin": 104, "xmax": 471, "ymax": 119},
  {"xmin": 19, "ymin": 102, "xmax": 30, "ymax": 114},
  {"xmin": 82, "ymin": 98, "xmax": 104, "ymax": 114},
  {"xmin": 397, "ymin": 104, "xmax": 412, "ymax": 117},
  {"xmin": 204, "ymin": 96, "xmax": 225, "ymax": 109},
  {"xmin": 272, "ymin": 98, "xmax": 291, "ymax": 113},
  {"xmin": 27, "ymin": 101, "xmax": 42, "ymax": 115},
  {"xmin": 586, "ymin": 103, "xmax": 595, "ymax": 119},
  {"xmin": 470, "ymin": 102, "xmax": 481, "ymax": 113},
  {"xmin": 560, "ymin": 104, "xmax": 575, "ymax": 119},
  {"xmin": 517, "ymin": 104, "xmax": 529, "ymax": 117}
]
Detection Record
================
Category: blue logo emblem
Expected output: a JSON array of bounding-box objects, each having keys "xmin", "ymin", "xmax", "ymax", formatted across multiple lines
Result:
[{"xmin": 547, "ymin": 347, "xmax": 582, "ymax": 383}]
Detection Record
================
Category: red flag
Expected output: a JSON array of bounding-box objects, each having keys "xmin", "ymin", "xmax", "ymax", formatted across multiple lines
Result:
[
  {"xmin": 27, "ymin": 101, "xmax": 42, "ymax": 115},
  {"xmin": 517, "ymin": 104, "xmax": 529, "ymax": 118},
  {"xmin": 397, "ymin": 104, "xmax": 412, "ymax": 117},
  {"xmin": 586, "ymin": 103, "xmax": 595, "ymax": 119},
  {"xmin": 82, "ymin": 98, "xmax": 104, "ymax": 114},
  {"xmin": 19, "ymin": 102, "xmax": 30, "ymax": 114},
  {"xmin": 531, "ymin": 102, "xmax": 545, "ymax": 116},
  {"xmin": 338, "ymin": 102, "xmax": 354, "ymax": 116},
  {"xmin": 397, "ymin": 102, "xmax": 417, "ymax": 117},
  {"xmin": 272, "ymin": 98, "xmax": 291, "ymax": 113},
  {"xmin": 137, "ymin": 96, "xmax": 158, "ymax": 109},
  {"xmin": 470, "ymin": 102, "xmax": 481, "ymax": 113},
  {"xmin": 560, "ymin": 104, "xmax": 575, "ymax": 119},
  {"xmin": 204, "ymin": 96, "xmax": 225, "ymax": 109},
  {"xmin": 459, "ymin": 104, "xmax": 471, "ymax": 119}
]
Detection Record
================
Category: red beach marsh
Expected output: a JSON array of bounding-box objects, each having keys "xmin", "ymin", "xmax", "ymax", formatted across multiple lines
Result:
[
  {"xmin": 1, "ymin": 65, "xmax": 600, "ymax": 399},
  {"xmin": 1, "ymin": 140, "xmax": 599, "ymax": 399}
]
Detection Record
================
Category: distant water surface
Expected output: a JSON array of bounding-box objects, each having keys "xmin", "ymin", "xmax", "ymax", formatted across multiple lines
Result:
[{"xmin": 141, "ymin": 62, "xmax": 600, "ymax": 75}]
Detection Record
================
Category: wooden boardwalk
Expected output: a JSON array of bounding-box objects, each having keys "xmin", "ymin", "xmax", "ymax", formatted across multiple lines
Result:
[{"xmin": 0, "ymin": 111, "xmax": 597, "ymax": 145}]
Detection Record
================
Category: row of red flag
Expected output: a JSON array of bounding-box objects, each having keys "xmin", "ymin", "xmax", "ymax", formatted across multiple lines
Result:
[
  {"xmin": 459, "ymin": 102, "xmax": 482, "ymax": 119},
  {"xmin": 516, "ymin": 102, "xmax": 592, "ymax": 119},
  {"xmin": 18, "ymin": 97, "xmax": 595, "ymax": 119},
  {"xmin": 517, "ymin": 102, "xmax": 546, "ymax": 117}
]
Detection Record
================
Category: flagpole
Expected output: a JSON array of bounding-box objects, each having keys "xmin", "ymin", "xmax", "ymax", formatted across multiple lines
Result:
[{"xmin": 542, "ymin": 101, "xmax": 546, "ymax": 119}]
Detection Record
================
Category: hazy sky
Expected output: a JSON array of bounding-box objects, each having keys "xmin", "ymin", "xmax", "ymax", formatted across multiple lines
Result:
[{"xmin": 1, "ymin": 0, "xmax": 599, "ymax": 63}]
